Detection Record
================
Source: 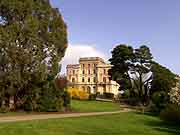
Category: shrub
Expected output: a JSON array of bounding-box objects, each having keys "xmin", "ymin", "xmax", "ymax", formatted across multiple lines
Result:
[
  {"xmin": 79, "ymin": 90, "xmax": 89, "ymax": 100},
  {"xmin": 0, "ymin": 104, "xmax": 9, "ymax": 113},
  {"xmin": 62, "ymin": 91, "xmax": 71, "ymax": 107},
  {"xmin": 160, "ymin": 104, "xmax": 180, "ymax": 123},
  {"xmin": 38, "ymin": 82, "xmax": 63, "ymax": 112},
  {"xmin": 89, "ymin": 94, "xmax": 97, "ymax": 101},
  {"xmin": 121, "ymin": 90, "xmax": 130, "ymax": 98},
  {"xmin": 23, "ymin": 98, "xmax": 34, "ymax": 111},
  {"xmin": 151, "ymin": 91, "xmax": 167, "ymax": 112},
  {"xmin": 67, "ymin": 88, "xmax": 89, "ymax": 100},
  {"xmin": 103, "ymin": 92, "xmax": 114, "ymax": 99},
  {"xmin": 169, "ymin": 80, "xmax": 180, "ymax": 106}
]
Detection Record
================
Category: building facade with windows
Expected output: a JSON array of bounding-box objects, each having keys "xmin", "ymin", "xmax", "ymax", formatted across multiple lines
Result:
[{"xmin": 66, "ymin": 57, "xmax": 119, "ymax": 95}]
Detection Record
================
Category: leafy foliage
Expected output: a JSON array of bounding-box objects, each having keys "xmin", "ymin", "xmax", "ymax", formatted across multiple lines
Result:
[
  {"xmin": 160, "ymin": 104, "xmax": 180, "ymax": 123},
  {"xmin": 169, "ymin": 77, "xmax": 180, "ymax": 106},
  {"xmin": 109, "ymin": 44, "xmax": 153, "ymax": 105},
  {"xmin": 150, "ymin": 62, "xmax": 177, "ymax": 110},
  {"xmin": 67, "ymin": 88, "xmax": 90, "ymax": 100},
  {"xmin": 151, "ymin": 62, "xmax": 177, "ymax": 95},
  {"xmin": 0, "ymin": 0, "xmax": 68, "ymax": 111}
]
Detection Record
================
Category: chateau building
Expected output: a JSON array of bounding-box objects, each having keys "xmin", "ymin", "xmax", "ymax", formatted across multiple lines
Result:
[{"xmin": 66, "ymin": 57, "xmax": 119, "ymax": 95}]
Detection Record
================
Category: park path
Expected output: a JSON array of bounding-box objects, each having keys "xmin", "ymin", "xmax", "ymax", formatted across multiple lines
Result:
[{"xmin": 0, "ymin": 109, "xmax": 131, "ymax": 123}]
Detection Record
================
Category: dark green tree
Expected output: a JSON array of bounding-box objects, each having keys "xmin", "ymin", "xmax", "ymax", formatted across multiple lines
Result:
[
  {"xmin": 130, "ymin": 45, "xmax": 153, "ymax": 104},
  {"xmin": 108, "ymin": 45, "xmax": 134, "ymax": 91},
  {"xmin": 109, "ymin": 45, "xmax": 153, "ymax": 105},
  {"xmin": 150, "ymin": 62, "xmax": 177, "ymax": 110},
  {"xmin": 0, "ymin": 0, "xmax": 68, "ymax": 111}
]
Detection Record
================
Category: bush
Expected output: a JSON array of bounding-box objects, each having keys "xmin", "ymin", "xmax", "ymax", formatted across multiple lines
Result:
[
  {"xmin": 38, "ymin": 82, "xmax": 63, "ymax": 112},
  {"xmin": 89, "ymin": 94, "xmax": 97, "ymax": 101},
  {"xmin": 67, "ymin": 88, "xmax": 89, "ymax": 100},
  {"xmin": 160, "ymin": 104, "xmax": 180, "ymax": 123},
  {"xmin": 151, "ymin": 91, "xmax": 167, "ymax": 112},
  {"xmin": 121, "ymin": 90, "xmax": 130, "ymax": 98},
  {"xmin": 23, "ymin": 98, "xmax": 34, "ymax": 112},
  {"xmin": 103, "ymin": 92, "xmax": 114, "ymax": 99},
  {"xmin": 79, "ymin": 90, "xmax": 89, "ymax": 100},
  {"xmin": 62, "ymin": 91, "xmax": 71, "ymax": 107},
  {"xmin": 0, "ymin": 104, "xmax": 9, "ymax": 113}
]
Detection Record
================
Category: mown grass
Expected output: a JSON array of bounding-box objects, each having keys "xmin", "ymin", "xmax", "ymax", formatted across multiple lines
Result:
[
  {"xmin": 0, "ymin": 100, "xmax": 121, "ymax": 117},
  {"xmin": 71, "ymin": 100, "xmax": 121, "ymax": 112},
  {"xmin": 0, "ymin": 112, "xmax": 179, "ymax": 135}
]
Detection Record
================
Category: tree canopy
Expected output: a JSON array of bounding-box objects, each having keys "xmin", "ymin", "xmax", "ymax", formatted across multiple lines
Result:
[
  {"xmin": 109, "ymin": 44, "xmax": 176, "ymax": 106},
  {"xmin": 0, "ymin": 0, "xmax": 68, "ymax": 111}
]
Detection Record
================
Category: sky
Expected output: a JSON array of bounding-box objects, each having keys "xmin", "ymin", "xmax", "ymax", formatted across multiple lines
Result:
[{"xmin": 50, "ymin": 0, "xmax": 180, "ymax": 74}]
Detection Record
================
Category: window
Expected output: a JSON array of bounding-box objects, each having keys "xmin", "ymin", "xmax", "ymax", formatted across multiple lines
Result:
[
  {"xmin": 82, "ymin": 86, "xmax": 85, "ymax": 91},
  {"xmin": 87, "ymin": 86, "xmax": 91, "ymax": 94},
  {"xmin": 88, "ymin": 64, "xmax": 90, "ymax": 68},
  {"xmin": 82, "ymin": 77, "xmax": 85, "ymax": 82},
  {"xmin": 88, "ymin": 70, "xmax": 90, "ymax": 74},
  {"xmin": 82, "ymin": 64, "xmax": 85, "ymax": 68},
  {"xmin": 93, "ymin": 77, "xmax": 96, "ymax": 83},
  {"xmin": 82, "ymin": 70, "xmax": 85, "ymax": 74},
  {"xmin": 73, "ymin": 70, "xmax": 75, "ymax": 75},
  {"xmin": 88, "ymin": 78, "xmax": 90, "ymax": 83},
  {"xmin": 93, "ymin": 86, "xmax": 96, "ymax": 93},
  {"xmin": 72, "ymin": 78, "xmax": 75, "ymax": 83},
  {"xmin": 104, "ymin": 69, "xmax": 106, "ymax": 74},
  {"xmin": 103, "ymin": 77, "xmax": 106, "ymax": 83},
  {"xmin": 93, "ymin": 69, "xmax": 96, "ymax": 74}
]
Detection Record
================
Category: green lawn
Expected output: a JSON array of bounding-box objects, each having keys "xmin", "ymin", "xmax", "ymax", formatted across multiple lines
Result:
[
  {"xmin": 71, "ymin": 100, "xmax": 121, "ymax": 112},
  {"xmin": 0, "ymin": 112, "xmax": 31, "ymax": 117},
  {"xmin": 0, "ymin": 100, "xmax": 121, "ymax": 117},
  {"xmin": 0, "ymin": 112, "xmax": 179, "ymax": 135}
]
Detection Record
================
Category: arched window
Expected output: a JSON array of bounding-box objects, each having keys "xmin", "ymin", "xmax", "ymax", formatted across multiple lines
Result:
[
  {"xmin": 88, "ymin": 70, "xmax": 90, "ymax": 74},
  {"xmin": 87, "ymin": 86, "xmax": 91, "ymax": 94},
  {"xmin": 72, "ymin": 78, "xmax": 75, "ymax": 83},
  {"xmin": 93, "ymin": 77, "xmax": 96, "ymax": 83},
  {"xmin": 93, "ymin": 69, "xmax": 96, "ymax": 74},
  {"xmin": 93, "ymin": 86, "xmax": 96, "ymax": 93},
  {"xmin": 104, "ymin": 69, "xmax": 106, "ymax": 74},
  {"xmin": 82, "ymin": 86, "xmax": 85, "ymax": 91},
  {"xmin": 103, "ymin": 77, "xmax": 106, "ymax": 83},
  {"xmin": 82, "ymin": 77, "xmax": 85, "ymax": 82}
]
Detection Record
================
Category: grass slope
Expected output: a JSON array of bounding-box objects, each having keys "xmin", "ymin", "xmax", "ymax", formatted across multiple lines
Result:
[
  {"xmin": 0, "ymin": 113, "xmax": 180, "ymax": 135},
  {"xmin": 71, "ymin": 100, "xmax": 121, "ymax": 112}
]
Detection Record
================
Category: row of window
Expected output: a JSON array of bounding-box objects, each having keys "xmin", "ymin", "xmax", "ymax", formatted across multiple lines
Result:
[
  {"xmin": 82, "ymin": 64, "xmax": 97, "ymax": 68},
  {"xmin": 70, "ymin": 68, "xmax": 107, "ymax": 75},
  {"xmin": 82, "ymin": 69, "xmax": 96, "ymax": 74},
  {"xmin": 71, "ymin": 77, "xmax": 107, "ymax": 83},
  {"xmin": 82, "ymin": 77, "xmax": 96, "ymax": 83}
]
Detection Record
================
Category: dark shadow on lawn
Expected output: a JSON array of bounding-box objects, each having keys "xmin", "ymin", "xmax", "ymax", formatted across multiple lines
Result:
[{"xmin": 136, "ymin": 112, "xmax": 180, "ymax": 135}]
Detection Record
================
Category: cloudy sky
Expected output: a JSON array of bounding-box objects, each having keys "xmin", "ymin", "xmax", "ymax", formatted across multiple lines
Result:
[{"xmin": 50, "ymin": 0, "xmax": 180, "ymax": 74}]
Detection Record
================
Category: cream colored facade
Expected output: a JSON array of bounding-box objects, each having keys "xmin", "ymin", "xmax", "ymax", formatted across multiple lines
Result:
[{"xmin": 66, "ymin": 57, "xmax": 119, "ymax": 95}]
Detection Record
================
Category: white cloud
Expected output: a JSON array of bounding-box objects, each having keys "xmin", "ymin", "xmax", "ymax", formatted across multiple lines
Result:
[{"xmin": 60, "ymin": 44, "xmax": 107, "ymax": 74}]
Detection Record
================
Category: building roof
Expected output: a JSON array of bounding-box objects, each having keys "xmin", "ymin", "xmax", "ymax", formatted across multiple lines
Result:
[
  {"xmin": 66, "ymin": 64, "xmax": 80, "ymax": 69},
  {"xmin": 79, "ymin": 57, "xmax": 105, "ymax": 63}
]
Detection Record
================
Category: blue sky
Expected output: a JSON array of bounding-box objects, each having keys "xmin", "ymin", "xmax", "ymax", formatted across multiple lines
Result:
[{"xmin": 50, "ymin": 0, "xmax": 180, "ymax": 74}]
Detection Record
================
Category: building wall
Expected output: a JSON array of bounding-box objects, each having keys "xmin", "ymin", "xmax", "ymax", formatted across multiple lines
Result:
[{"xmin": 66, "ymin": 57, "xmax": 119, "ymax": 95}]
